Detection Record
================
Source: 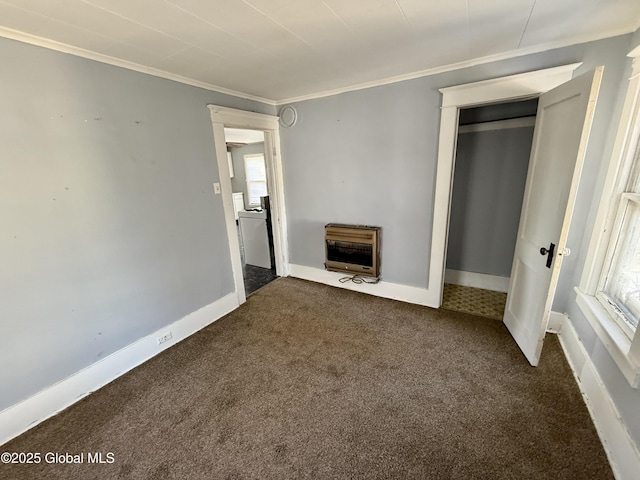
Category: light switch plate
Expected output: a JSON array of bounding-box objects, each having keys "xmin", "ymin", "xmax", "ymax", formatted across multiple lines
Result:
[{"xmin": 213, "ymin": 183, "xmax": 221, "ymax": 194}]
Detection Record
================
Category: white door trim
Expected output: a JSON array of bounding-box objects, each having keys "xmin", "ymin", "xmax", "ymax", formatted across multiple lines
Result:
[
  {"xmin": 558, "ymin": 318, "xmax": 640, "ymax": 480},
  {"xmin": 429, "ymin": 63, "xmax": 582, "ymax": 306},
  {"xmin": 444, "ymin": 269, "xmax": 510, "ymax": 293},
  {"xmin": 208, "ymin": 105, "xmax": 290, "ymax": 305}
]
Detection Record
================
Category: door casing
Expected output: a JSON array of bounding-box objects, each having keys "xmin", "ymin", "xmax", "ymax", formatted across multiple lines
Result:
[
  {"xmin": 430, "ymin": 63, "xmax": 582, "ymax": 306},
  {"xmin": 208, "ymin": 105, "xmax": 290, "ymax": 305}
]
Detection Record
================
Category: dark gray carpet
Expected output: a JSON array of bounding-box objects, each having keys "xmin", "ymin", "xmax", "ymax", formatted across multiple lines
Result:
[{"xmin": 1, "ymin": 277, "xmax": 613, "ymax": 479}]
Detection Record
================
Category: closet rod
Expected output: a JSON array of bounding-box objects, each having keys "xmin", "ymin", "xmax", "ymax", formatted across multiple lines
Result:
[{"xmin": 458, "ymin": 115, "xmax": 536, "ymax": 133}]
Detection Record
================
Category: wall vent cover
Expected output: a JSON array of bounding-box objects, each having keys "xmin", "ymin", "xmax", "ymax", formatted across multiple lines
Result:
[{"xmin": 325, "ymin": 224, "xmax": 381, "ymax": 278}]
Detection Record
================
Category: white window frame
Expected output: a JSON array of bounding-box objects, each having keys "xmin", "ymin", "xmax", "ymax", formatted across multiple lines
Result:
[
  {"xmin": 595, "ymin": 192, "xmax": 640, "ymax": 339},
  {"xmin": 576, "ymin": 44, "xmax": 640, "ymax": 388},
  {"xmin": 244, "ymin": 153, "xmax": 267, "ymax": 207}
]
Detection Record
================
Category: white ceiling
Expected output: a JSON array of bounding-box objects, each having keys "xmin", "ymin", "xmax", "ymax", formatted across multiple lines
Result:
[{"xmin": 1, "ymin": 0, "xmax": 639, "ymax": 104}]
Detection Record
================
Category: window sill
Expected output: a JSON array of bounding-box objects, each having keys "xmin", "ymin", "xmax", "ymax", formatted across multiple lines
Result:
[{"xmin": 575, "ymin": 288, "xmax": 640, "ymax": 388}]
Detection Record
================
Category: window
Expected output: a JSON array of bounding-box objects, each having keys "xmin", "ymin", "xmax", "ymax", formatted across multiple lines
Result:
[
  {"xmin": 244, "ymin": 153, "xmax": 267, "ymax": 206},
  {"xmin": 577, "ymin": 45, "xmax": 640, "ymax": 387},
  {"xmin": 597, "ymin": 191, "xmax": 640, "ymax": 338}
]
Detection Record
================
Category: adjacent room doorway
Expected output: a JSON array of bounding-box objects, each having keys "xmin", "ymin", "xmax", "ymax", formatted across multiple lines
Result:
[
  {"xmin": 208, "ymin": 105, "xmax": 289, "ymax": 305},
  {"xmin": 225, "ymin": 127, "xmax": 278, "ymax": 296}
]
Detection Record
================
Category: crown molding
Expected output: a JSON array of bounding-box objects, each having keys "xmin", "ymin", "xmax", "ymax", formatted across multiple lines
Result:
[
  {"xmin": 274, "ymin": 28, "xmax": 635, "ymax": 105},
  {"xmin": 1, "ymin": 24, "xmax": 636, "ymax": 107},
  {"xmin": 0, "ymin": 27, "xmax": 276, "ymax": 106}
]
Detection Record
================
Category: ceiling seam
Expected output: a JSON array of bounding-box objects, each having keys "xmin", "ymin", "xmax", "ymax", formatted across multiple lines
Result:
[
  {"xmin": 320, "ymin": 1, "xmax": 356, "ymax": 36},
  {"xmin": 518, "ymin": 0, "xmax": 537, "ymax": 49},
  {"xmin": 466, "ymin": 0, "xmax": 471, "ymax": 57},
  {"xmin": 312, "ymin": 1, "xmax": 366, "ymax": 82},
  {"xmin": 79, "ymin": 0, "xmax": 194, "ymax": 52},
  {"xmin": 394, "ymin": 0, "xmax": 432, "ymax": 69},
  {"xmin": 162, "ymin": 0, "xmax": 263, "ymax": 53},
  {"xmin": 241, "ymin": 0, "xmax": 354, "ymax": 83},
  {"xmin": 241, "ymin": 0, "xmax": 313, "ymax": 48}
]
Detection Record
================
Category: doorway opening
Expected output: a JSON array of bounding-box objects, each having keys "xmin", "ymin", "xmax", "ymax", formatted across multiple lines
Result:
[
  {"xmin": 225, "ymin": 127, "xmax": 278, "ymax": 296},
  {"xmin": 432, "ymin": 64, "xmax": 602, "ymax": 365},
  {"xmin": 208, "ymin": 105, "xmax": 289, "ymax": 306},
  {"xmin": 429, "ymin": 63, "xmax": 581, "ymax": 309},
  {"xmin": 442, "ymin": 98, "xmax": 538, "ymax": 320}
]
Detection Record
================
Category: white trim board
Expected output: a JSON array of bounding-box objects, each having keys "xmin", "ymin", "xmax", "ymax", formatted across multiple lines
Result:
[
  {"xmin": 444, "ymin": 269, "xmax": 510, "ymax": 292},
  {"xmin": 0, "ymin": 292, "xmax": 238, "ymax": 446},
  {"xmin": 208, "ymin": 105, "xmax": 279, "ymax": 130},
  {"xmin": 439, "ymin": 64, "xmax": 582, "ymax": 107},
  {"xmin": 558, "ymin": 319, "xmax": 640, "ymax": 480},
  {"xmin": 288, "ymin": 264, "xmax": 439, "ymax": 308},
  {"xmin": 547, "ymin": 311, "xmax": 566, "ymax": 334}
]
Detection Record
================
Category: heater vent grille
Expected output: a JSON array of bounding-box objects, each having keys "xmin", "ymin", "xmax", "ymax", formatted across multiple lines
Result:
[{"xmin": 324, "ymin": 224, "xmax": 381, "ymax": 278}]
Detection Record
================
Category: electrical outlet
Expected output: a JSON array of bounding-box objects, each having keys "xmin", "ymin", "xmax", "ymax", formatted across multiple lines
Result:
[{"xmin": 157, "ymin": 331, "xmax": 172, "ymax": 345}]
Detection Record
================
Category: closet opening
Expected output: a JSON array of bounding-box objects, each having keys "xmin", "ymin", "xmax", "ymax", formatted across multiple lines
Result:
[{"xmin": 442, "ymin": 98, "xmax": 539, "ymax": 319}]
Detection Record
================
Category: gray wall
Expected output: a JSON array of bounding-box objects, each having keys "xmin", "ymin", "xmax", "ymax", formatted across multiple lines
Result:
[
  {"xmin": 281, "ymin": 34, "xmax": 632, "ymax": 289},
  {"xmin": 281, "ymin": 82, "xmax": 438, "ymax": 286},
  {"xmin": 446, "ymin": 127, "xmax": 534, "ymax": 277},
  {"xmin": 0, "ymin": 37, "xmax": 273, "ymax": 411},
  {"xmin": 230, "ymin": 142, "xmax": 266, "ymax": 209},
  {"xmin": 280, "ymin": 31, "xmax": 640, "ymax": 449}
]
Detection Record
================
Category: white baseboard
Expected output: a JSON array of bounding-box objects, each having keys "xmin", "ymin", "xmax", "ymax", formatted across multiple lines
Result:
[
  {"xmin": 547, "ymin": 311, "xmax": 567, "ymax": 333},
  {"xmin": 444, "ymin": 269, "xmax": 510, "ymax": 293},
  {"xmin": 288, "ymin": 264, "xmax": 439, "ymax": 308},
  {"xmin": 558, "ymin": 319, "xmax": 640, "ymax": 480},
  {"xmin": 0, "ymin": 292, "xmax": 239, "ymax": 446}
]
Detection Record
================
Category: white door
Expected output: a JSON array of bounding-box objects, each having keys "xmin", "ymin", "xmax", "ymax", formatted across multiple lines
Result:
[{"xmin": 504, "ymin": 67, "xmax": 603, "ymax": 366}]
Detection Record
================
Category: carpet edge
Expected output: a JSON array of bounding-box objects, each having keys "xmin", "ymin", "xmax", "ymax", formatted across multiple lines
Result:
[{"xmin": 0, "ymin": 292, "xmax": 239, "ymax": 446}]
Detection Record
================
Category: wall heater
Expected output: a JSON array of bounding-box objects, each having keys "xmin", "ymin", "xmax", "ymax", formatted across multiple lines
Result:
[{"xmin": 324, "ymin": 224, "xmax": 381, "ymax": 278}]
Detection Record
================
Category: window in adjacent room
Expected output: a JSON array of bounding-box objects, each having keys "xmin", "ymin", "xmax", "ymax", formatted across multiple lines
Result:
[{"xmin": 244, "ymin": 153, "xmax": 267, "ymax": 206}]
